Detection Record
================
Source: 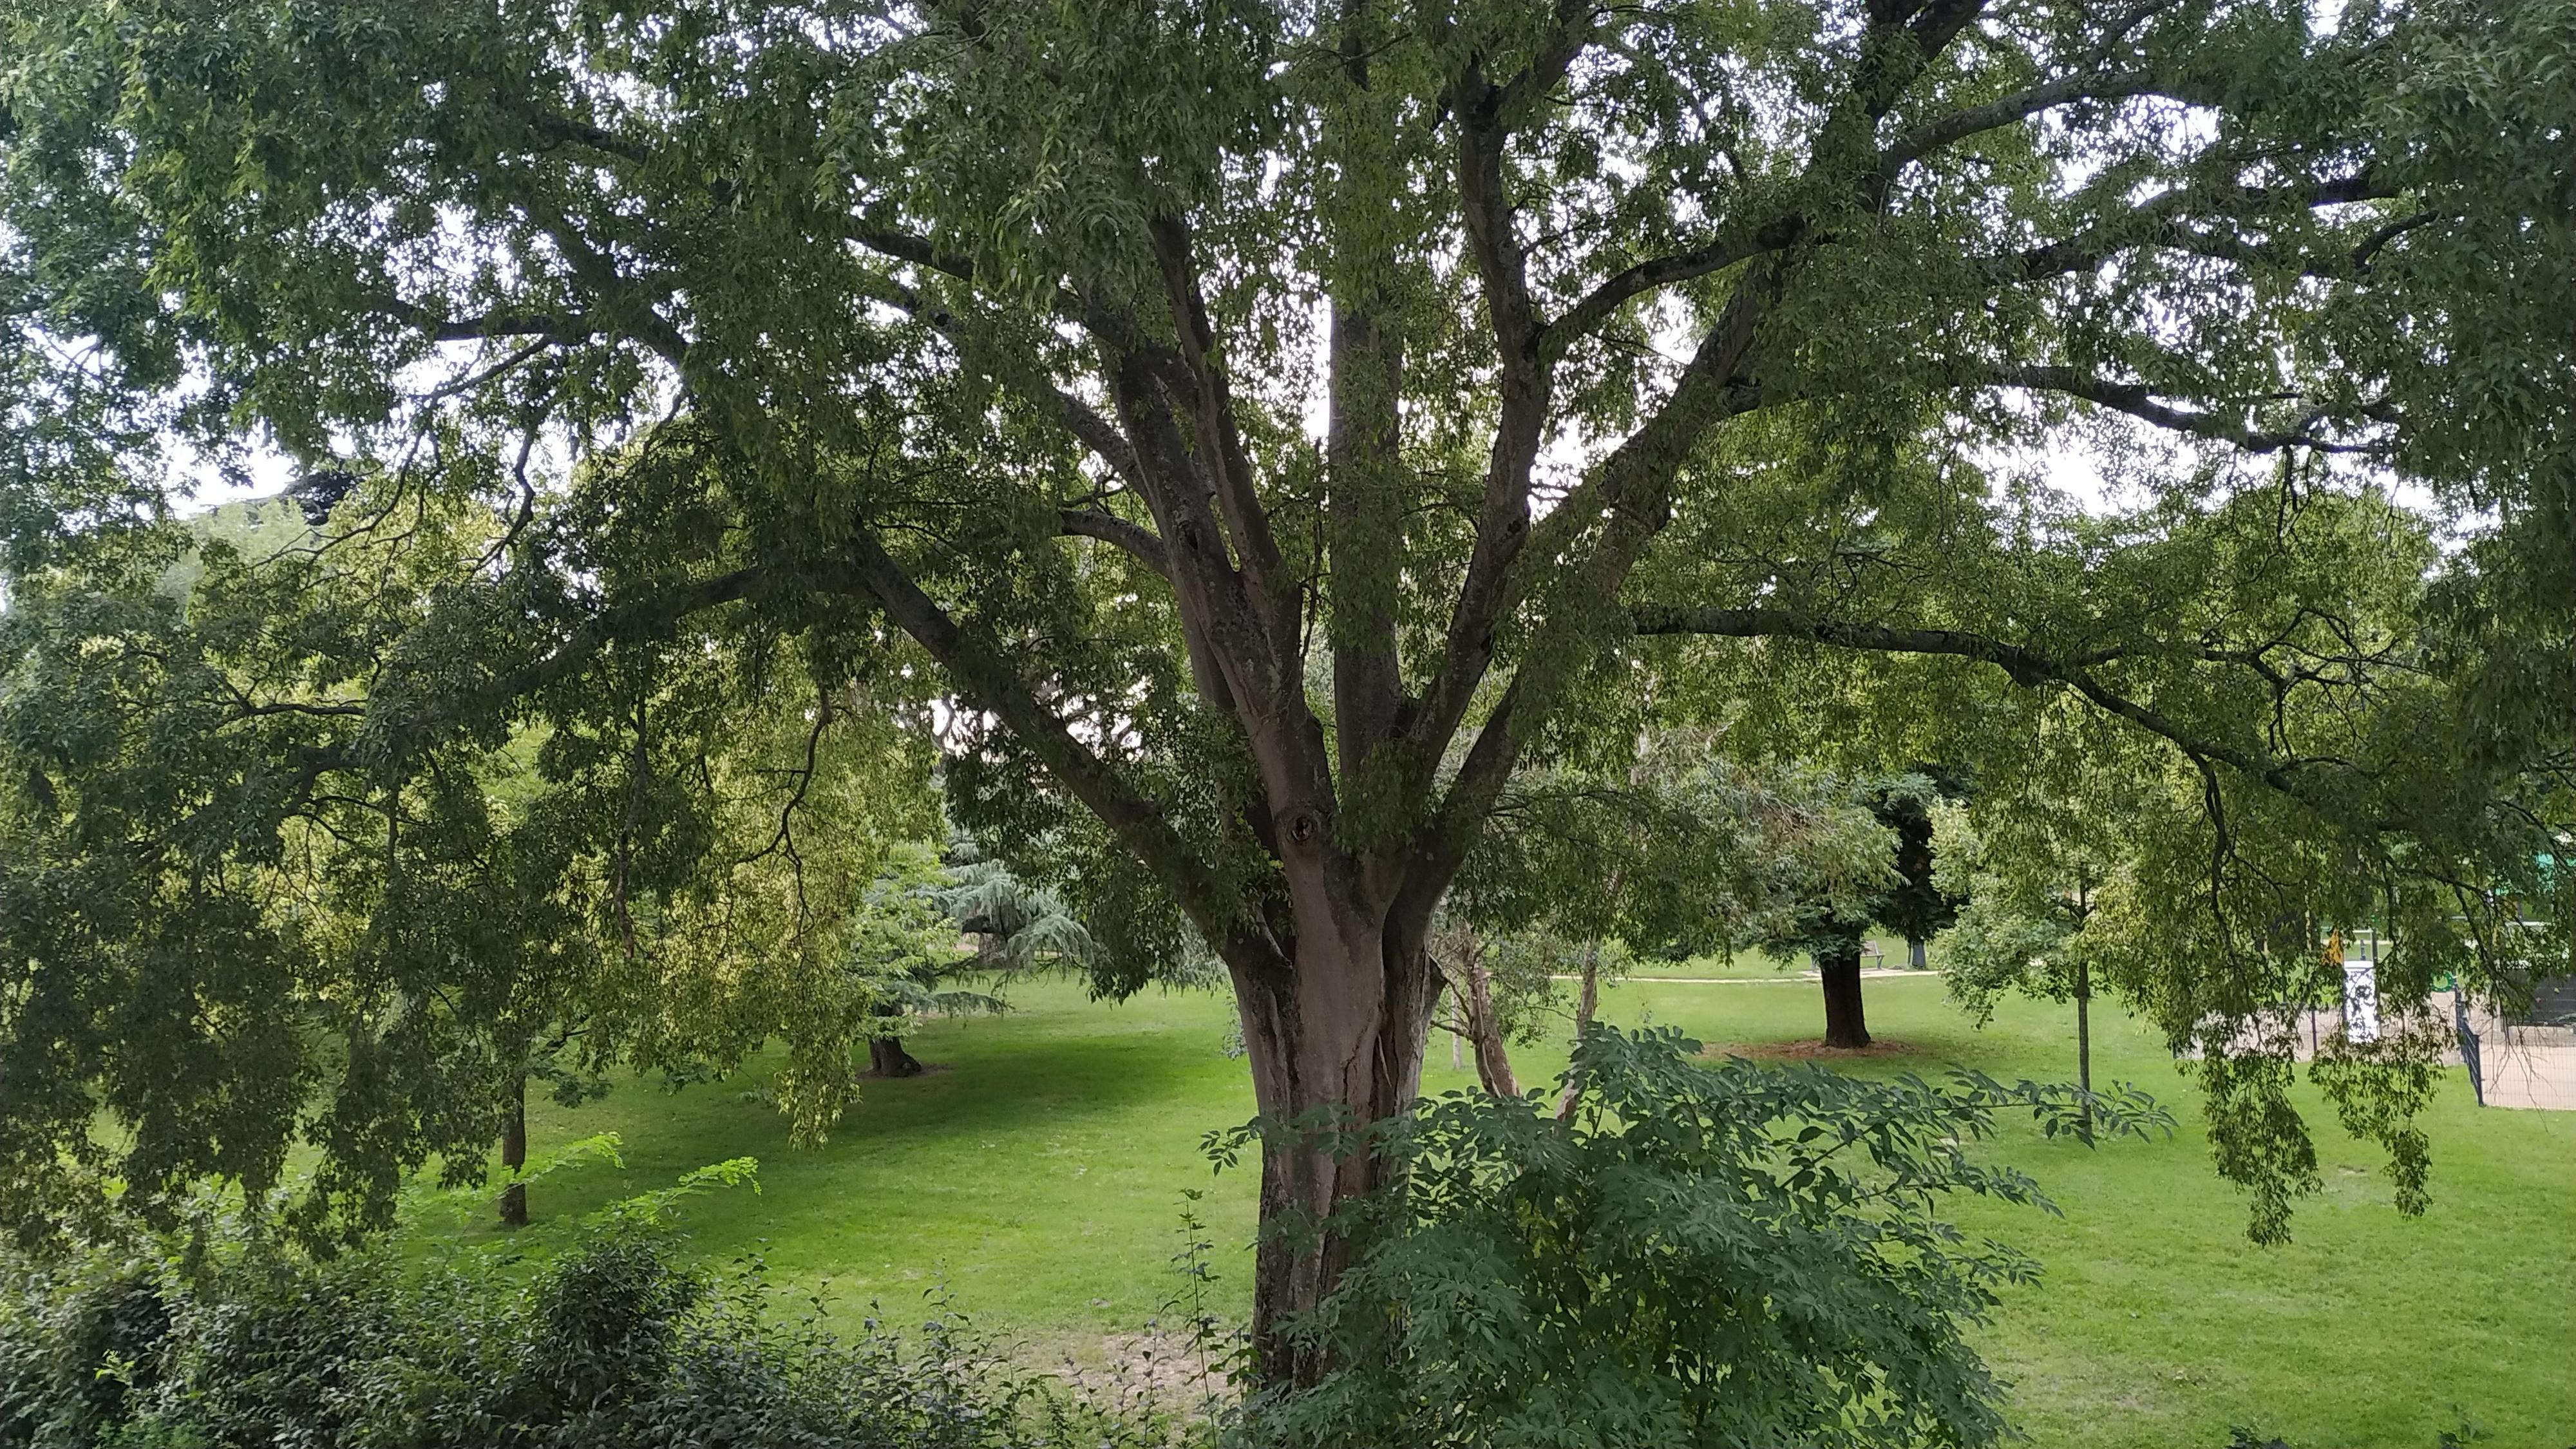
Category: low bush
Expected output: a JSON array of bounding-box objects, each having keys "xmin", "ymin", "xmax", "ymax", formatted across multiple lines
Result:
[
  {"xmin": 0, "ymin": 1229, "xmax": 1129, "ymax": 1448},
  {"xmin": 6, "ymin": 1030, "xmax": 2179, "ymax": 1449},
  {"xmin": 1228, "ymin": 1025, "xmax": 2172, "ymax": 1449}
]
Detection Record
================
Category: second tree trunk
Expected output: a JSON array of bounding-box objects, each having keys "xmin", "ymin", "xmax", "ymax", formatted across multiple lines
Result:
[
  {"xmin": 498, "ymin": 1074, "xmax": 529, "ymax": 1228},
  {"xmin": 1819, "ymin": 933, "xmax": 1872, "ymax": 1048},
  {"xmin": 868, "ymin": 1036, "xmax": 924, "ymax": 1077}
]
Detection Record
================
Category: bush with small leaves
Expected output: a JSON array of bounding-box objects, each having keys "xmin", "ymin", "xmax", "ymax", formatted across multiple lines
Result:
[
  {"xmin": 0, "ymin": 1229, "xmax": 1172, "ymax": 1449},
  {"xmin": 1224, "ymin": 1025, "xmax": 2171, "ymax": 1449}
]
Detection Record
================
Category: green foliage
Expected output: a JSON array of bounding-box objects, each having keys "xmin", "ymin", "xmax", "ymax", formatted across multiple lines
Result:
[
  {"xmin": 0, "ymin": 1237, "xmax": 1046, "ymax": 1449},
  {"xmin": 388, "ymin": 974, "xmax": 2576, "ymax": 1449},
  {"xmin": 0, "ymin": 1171, "xmax": 1198, "ymax": 1449},
  {"xmin": 0, "ymin": 0, "xmax": 2566, "ymax": 1269},
  {"xmin": 1461, "ymin": 735, "xmax": 1879, "ymax": 960},
  {"xmin": 1747, "ymin": 771, "xmax": 1956, "ymax": 972},
  {"xmin": 1461, "ymin": 734, "xmax": 1914, "ymax": 985},
  {"xmin": 0, "ymin": 477, "xmax": 946, "ymax": 1244},
  {"xmin": 1929, "ymin": 799, "xmax": 2115, "ymax": 1023},
  {"xmin": 934, "ymin": 848, "xmax": 1115, "ymax": 983},
  {"xmin": 1217, "ymin": 1026, "xmax": 2171, "ymax": 1448},
  {"xmin": 848, "ymin": 841, "xmax": 1202, "ymax": 1053}
]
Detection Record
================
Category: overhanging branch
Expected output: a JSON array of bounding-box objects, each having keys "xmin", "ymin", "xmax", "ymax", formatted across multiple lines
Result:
[
  {"xmin": 1984, "ymin": 365, "xmax": 2387, "ymax": 454},
  {"xmin": 1881, "ymin": 70, "xmax": 2164, "ymax": 168},
  {"xmin": 1993, "ymin": 171, "xmax": 2405, "ymax": 285},
  {"xmin": 1629, "ymin": 604, "xmax": 2331, "ymax": 794}
]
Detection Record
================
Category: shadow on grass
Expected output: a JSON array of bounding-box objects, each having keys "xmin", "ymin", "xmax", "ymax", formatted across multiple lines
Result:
[{"xmin": 472, "ymin": 1018, "xmax": 1252, "ymax": 1236}]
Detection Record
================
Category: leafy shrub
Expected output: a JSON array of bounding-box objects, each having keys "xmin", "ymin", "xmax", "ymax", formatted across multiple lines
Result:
[
  {"xmin": 6, "ymin": 1036, "xmax": 2178, "ymax": 1449},
  {"xmin": 0, "ymin": 1254, "xmax": 171, "ymax": 1445},
  {"xmin": 0, "ymin": 1231, "xmax": 1109, "ymax": 1448},
  {"xmin": 1231, "ymin": 1025, "xmax": 2172, "ymax": 1449}
]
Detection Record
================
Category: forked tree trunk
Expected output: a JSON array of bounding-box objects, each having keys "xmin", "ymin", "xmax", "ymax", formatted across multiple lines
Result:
[
  {"xmin": 1557, "ymin": 937, "xmax": 1605, "ymax": 1120},
  {"xmin": 1227, "ymin": 916, "xmax": 1441, "ymax": 1391},
  {"xmin": 868, "ymin": 1036, "xmax": 924, "ymax": 1077},
  {"xmin": 1459, "ymin": 948, "xmax": 1521, "ymax": 1097},
  {"xmin": 498, "ymin": 1073, "xmax": 529, "ymax": 1229},
  {"xmin": 1819, "ymin": 933, "xmax": 1872, "ymax": 1048}
]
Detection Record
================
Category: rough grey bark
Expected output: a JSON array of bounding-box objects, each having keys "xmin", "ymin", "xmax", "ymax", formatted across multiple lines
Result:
[{"xmin": 1228, "ymin": 921, "xmax": 1441, "ymax": 1391}]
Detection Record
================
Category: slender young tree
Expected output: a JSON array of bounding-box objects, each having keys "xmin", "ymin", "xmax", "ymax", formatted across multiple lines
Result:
[
  {"xmin": 3, "ymin": 0, "xmax": 2568, "ymax": 1379},
  {"xmin": 1932, "ymin": 797, "xmax": 2119, "ymax": 1131}
]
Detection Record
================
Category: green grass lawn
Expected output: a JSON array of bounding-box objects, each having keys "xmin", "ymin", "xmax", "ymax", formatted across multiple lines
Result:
[{"xmin": 446, "ymin": 972, "xmax": 2576, "ymax": 1449}]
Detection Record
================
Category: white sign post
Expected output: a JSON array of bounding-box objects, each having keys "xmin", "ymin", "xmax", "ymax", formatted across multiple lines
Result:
[{"xmin": 2342, "ymin": 960, "xmax": 2381, "ymax": 1045}]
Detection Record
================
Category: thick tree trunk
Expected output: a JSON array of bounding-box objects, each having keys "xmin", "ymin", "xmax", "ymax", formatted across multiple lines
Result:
[
  {"xmin": 1227, "ymin": 916, "xmax": 1440, "ymax": 1392},
  {"xmin": 1819, "ymin": 933, "xmax": 1871, "ymax": 1048},
  {"xmin": 498, "ymin": 1074, "xmax": 529, "ymax": 1229},
  {"xmin": 1908, "ymin": 936, "xmax": 1928, "ymax": 971},
  {"xmin": 867, "ymin": 1036, "xmax": 924, "ymax": 1077}
]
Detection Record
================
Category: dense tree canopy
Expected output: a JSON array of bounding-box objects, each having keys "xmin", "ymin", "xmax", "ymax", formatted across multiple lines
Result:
[{"xmin": 1, "ymin": 0, "xmax": 2568, "ymax": 1381}]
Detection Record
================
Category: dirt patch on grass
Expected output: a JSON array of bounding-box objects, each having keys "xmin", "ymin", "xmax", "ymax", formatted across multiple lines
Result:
[
  {"xmin": 1050, "ymin": 1329, "xmax": 1239, "ymax": 1416},
  {"xmin": 1701, "ymin": 1037, "xmax": 1918, "ymax": 1061}
]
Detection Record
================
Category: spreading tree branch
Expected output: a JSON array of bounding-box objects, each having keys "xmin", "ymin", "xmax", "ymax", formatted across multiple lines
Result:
[
  {"xmin": 1537, "ymin": 218, "xmax": 1804, "ymax": 359},
  {"xmin": 1056, "ymin": 509, "xmax": 1169, "ymax": 576},
  {"xmin": 1629, "ymin": 604, "xmax": 2337, "ymax": 795},
  {"xmin": 1145, "ymin": 216, "xmax": 1295, "ymax": 654},
  {"xmin": 1985, "ymin": 364, "xmax": 2388, "ymax": 453},
  {"xmin": 829, "ymin": 531, "xmax": 1253, "ymax": 943},
  {"xmin": 1880, "ymin": 70, "xmax": 2164, "ymax": 168},
  {"xmin": 1404, "ymin": 57, "xmax": 1558, "ymax": 791}
]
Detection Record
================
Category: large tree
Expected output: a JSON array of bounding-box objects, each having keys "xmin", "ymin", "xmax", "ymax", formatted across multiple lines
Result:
[
  {"xmin": 0, "ymin": 476, "xmax": 942, "ymax": 1242},
  {"xmin": 3, "ymin": 0, "xmax": 2568, "ymax": 1383}
]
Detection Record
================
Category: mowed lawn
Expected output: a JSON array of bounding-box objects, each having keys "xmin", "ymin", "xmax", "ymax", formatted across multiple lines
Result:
[{"xmin": 444, "ymin": 972, "xmax": 2576, "ymax": 1449}]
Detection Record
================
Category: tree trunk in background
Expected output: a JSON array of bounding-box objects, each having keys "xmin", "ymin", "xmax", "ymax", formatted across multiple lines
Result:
[
  {"xmin": 1457, "ymin": 947, "xmax": 1520, "ymax": 1097},
  {"xmin": 1449, "ymin": 984, "xmax": 1464, "ymax": 1070},
  {"xmin": 2076, "ymin": 954, "xmax": 2094, "ymax": 1143},
  {"xmin": 498, "ymin": 1074, "xmax": 529, "ymax": 1229},
  {"xmin": 1557, "ymin": 937, "xmax": 1605, "ymax": 1119},
  {"xmin": 868, "ymin": 1036, "xmax": 924, "ymax": 1077},
  {"xmin": 1909, "ymin": 936, "xmax": 1928, "ymax": 971},
  {"xmin": 1229, "ymin": 921, "xmax": 1441, "ymax": 1392},
  {"xmin": 1819, "ymin": 934, "xmax": 1872, "ymax": 1048}
]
